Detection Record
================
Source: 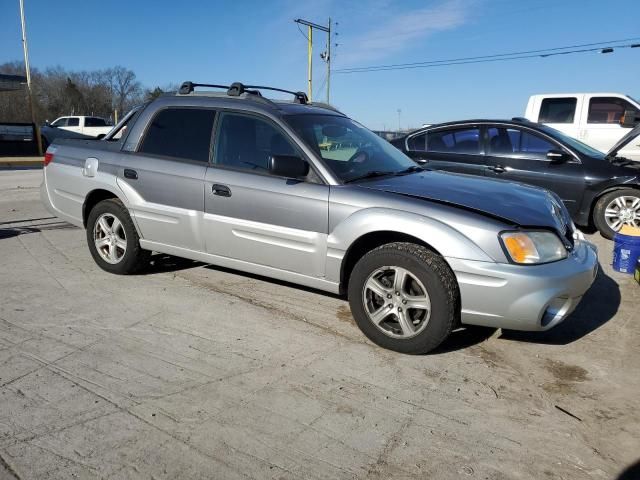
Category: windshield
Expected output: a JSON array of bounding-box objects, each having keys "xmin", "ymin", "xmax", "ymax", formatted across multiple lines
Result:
[
  {"xmin": 284, "ymin": 114, "xmax": 416, "ymax": 182},
  {"xmin": 537, "ymin": 124, "xmax": 605, "ymax": 158}
]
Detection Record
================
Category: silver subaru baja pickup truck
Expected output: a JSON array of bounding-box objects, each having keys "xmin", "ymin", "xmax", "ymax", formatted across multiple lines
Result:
[{"xmin": 41, "ymin": 81, "xmax": 598, "ymax": 354}]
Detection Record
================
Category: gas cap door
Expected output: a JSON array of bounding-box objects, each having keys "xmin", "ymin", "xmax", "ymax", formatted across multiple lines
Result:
[{"xmin": 83, "ymin": 157, "xmax": 99, "ymax": 177}]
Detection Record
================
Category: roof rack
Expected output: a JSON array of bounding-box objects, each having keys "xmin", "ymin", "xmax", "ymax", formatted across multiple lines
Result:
[
  {"xmin": 178, "ymin": 81, "xmax": 309, "ymax": 105},
  {"xmin": 511, "ymin": 117, "xmax": 530, "ymax": 122}
]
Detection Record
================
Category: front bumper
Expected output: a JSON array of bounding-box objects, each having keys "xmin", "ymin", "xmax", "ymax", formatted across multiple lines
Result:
[{"xmin": 446, "ymin": 239, "xmax": 598, "ymax": 331}]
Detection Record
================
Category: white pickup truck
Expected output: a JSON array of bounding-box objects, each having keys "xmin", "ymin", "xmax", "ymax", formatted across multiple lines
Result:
[
  {"xmin": 524, "ymin": 93, "xmax": 640, "ymax": 161},
  {"xmin": 48, "ymin": 116, "xmax": 113, "ymax": 138}
]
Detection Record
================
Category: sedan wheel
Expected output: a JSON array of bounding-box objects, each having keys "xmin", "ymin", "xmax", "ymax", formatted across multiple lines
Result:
[
  {"xmin": 603, "ymin": 195, "xmax": 640, "ymax": 231},
  {"xmin": 594, "ymin": 189, "xmax": 640, "ymax": 239}
]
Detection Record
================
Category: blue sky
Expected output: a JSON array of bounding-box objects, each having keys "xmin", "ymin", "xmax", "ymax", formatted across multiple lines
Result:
[{"xmin": 1, "ymin": 0, "xmax": 639, "ymax": 130}]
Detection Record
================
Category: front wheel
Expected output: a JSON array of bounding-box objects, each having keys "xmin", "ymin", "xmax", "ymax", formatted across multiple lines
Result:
[
  {"xmin": 593, "ymin": 189, "xmax": 640, "ymax": 239},
  {"xmin": 347, "ymin": 242, "xmax": 459, "ymax": 354},
  {"xmin": 86, "ymin": 199, "xmax": 150, "ymax": 274}
]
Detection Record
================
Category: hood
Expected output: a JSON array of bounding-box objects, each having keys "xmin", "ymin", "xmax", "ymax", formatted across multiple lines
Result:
[
  {"xmin": 359, "ymin": 170, "xmax": 572, "ymax": 232},
  {"xmin": 608, "ymin": 124, "xmax": 640, "ymax": 157}
]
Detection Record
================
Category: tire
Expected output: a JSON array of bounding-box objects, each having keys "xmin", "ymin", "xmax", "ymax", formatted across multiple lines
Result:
[
  {"xmin": 86, "ymin": 198, "xmax": 150, "ymax": 274},
  {"xmin": 593, "ymin": 188, "xmax": 640, "ymax": 240},
  {"xmin": 347, "ymin": 242, "xmax": 459, "ymax": 354}
]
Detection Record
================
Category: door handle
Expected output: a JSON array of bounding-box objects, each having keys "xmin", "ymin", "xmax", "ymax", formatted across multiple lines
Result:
[
  {"xmin": 489, "ymin": 165, "xmax": 506, "ymax": 173},
  {"xmin": 211, "ymin": 184, "xmax": 232, "ymax": 197},
  {"xmin": 123, "ymin": 168, "xmax": 138, "ymax": 180}
]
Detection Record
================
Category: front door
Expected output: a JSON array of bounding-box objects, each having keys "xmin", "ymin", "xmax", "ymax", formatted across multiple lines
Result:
[
  {"xmin": 582, "ymin": 95, "xmax": 640, "ymax": 153},
  {"xmin": 204, "ymin": 112, "xmax": 329, "ymax": 278},
  {"xmin": 484, "ymin": 126, "xmax": 586, "ymax": 216}
]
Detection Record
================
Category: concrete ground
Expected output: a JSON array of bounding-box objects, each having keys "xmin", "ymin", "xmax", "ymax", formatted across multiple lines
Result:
[
  {"xmin": 0, "ymin": 169, "xmax": 638, "ymax": 480},
  {"xmin": 0, "ymin": 157, "xmax": 43, "ymax": 168}
]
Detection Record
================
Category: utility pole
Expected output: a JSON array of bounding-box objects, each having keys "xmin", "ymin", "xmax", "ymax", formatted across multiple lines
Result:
[
  {"xmin": 294, "ymin": 18, "xmax": 330, "ymax": 103},
  {"xmin": 19, "ymin": 0, "xmax": 42, "ymax": 156}
]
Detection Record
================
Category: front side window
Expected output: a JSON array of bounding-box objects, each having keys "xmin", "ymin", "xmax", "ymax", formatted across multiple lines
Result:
[
  {"xmin": 285, "ymin": 114, "xmax": 416, "ymax": 183},
  {"xmin": 588, "ymin": 97, "xmax": 639, "ymax": 124},
  {"xmin": 426, "ymin": 127, "xmax": 481, "ymax": 154},
  {"xmin": 215, "ymin": 113, "xmax": 301, "ymax": 173},
  {"xmin": 488, "ymin": 127, "xmax": 556, "ymax": 159},
  {"xmin": 67, "ymin": 117, "xmax": 80, "ymax": 127},
  {"xmin": 51, "ymin": 118, "xmax": 67, "ymax": 127},
  {"xmin": 539, "ymin": 98, "xmax": 577, "ymax": 123},
  {"xmin": 407, "ymin": 132, "xmax": 427, "ymax": 151},
  {"xmin": 138, "ymin": 108, "xmax": 216, "ymax": 162}
]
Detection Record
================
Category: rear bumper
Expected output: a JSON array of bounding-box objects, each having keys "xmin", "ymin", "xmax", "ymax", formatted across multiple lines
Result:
[{"xmin": 446, "ymin": 239, "xmax": 598, "ymax": 331}]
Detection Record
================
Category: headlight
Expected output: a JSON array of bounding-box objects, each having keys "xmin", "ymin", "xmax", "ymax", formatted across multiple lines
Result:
[{"xmin": 500, "ymin": 231, "xmax": 568, "ymax": 265}]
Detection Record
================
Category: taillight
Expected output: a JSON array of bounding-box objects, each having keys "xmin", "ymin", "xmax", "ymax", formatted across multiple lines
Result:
[{"xmin": 43, "ymin": 147, "xmax": 55, "ymax": 166}]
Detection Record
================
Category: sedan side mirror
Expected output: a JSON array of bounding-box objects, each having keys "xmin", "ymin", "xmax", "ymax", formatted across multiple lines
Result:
[
  {"xmin": 546, "ymin": 149, "xmax": 570, "ymax": 163},
  {"xmin": 268, "ymin": 155, "xmax": 309, "ymax": 178},
  {"xmin": 620, "ymin": 110, "xmax": 639, "ymax": 128}
]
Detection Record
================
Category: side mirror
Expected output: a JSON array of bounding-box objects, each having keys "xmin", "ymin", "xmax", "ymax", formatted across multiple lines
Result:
[
  {"xmin": 546, "ymin": 149, "xmax": 569, "ymax": 163},
  {"xmin": 268, "ymin": 155, "xmax": 309, "ymax": 178},
  {"xmin": 620, "ymin": 110, "xmax": 639, "ymax": 128}
]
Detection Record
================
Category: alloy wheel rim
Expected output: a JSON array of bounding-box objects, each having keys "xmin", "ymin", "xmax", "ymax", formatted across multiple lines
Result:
[
  {"xmin": 362, "ymin": 266, "xmax": 431, "ymax": 339},
  {"xmin": 604, "ymin": 195, "xmax": 640, "ymax": 231},
  {"xmin": 93, "ymin": 213, "xmax": 127, "ymax": 264}
]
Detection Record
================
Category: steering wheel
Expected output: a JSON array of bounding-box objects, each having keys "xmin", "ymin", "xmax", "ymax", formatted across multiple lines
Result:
[{"xmin": 347, "ymin": 148, "xmax": 370, "ymax": 166}]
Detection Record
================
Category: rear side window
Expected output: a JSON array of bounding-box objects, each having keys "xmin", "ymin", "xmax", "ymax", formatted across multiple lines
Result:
[
  {"xmin": 587, "ymin": 97, "xmax": 639, "ymax": 124},
  {"xmin": 538, "ymin": 98, "xmax": 577, "ymax": 123},
  {"xmin": 139, "ymin": 108, "xmax": 216, "ymax": 162},
  {"xmin": 67, "ymin": 117, "xmax": 80, "ymax": 127},
  {"xmin": 85, "ymin": 117, "xmax": 107, "ymax": 127},
  {"xmin": 426, "ymin": 128, "xmax": 481, "ymax": 154}
]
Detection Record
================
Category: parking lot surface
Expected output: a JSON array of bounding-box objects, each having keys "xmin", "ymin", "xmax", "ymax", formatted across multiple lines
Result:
[{"xmin": 0, "ymin": 169, "xmax": 638, "ymax": 479}]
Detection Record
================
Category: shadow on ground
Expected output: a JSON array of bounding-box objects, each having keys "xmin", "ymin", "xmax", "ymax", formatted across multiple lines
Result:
[
  {"xmin": 616, "ymin": 459, "xmax": 640, "ymax": 480},
  {"xmin": 500, "ymin": 262, "xmax": 619, "ymax": 345},
  {"xmin": 143, "ymin": 254, "xmax": 204, "ymax": 274},
  {"xmin": 0, "ymin": 218, "xmax": 77, "ymax": 239}
]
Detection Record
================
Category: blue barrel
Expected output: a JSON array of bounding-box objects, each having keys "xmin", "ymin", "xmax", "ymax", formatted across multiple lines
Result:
[{"xmin": 612, "ymin": 232, "xmax": 640, "ymax": 274}]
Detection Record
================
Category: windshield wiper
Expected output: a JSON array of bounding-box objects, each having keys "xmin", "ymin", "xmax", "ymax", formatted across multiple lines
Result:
[
  {"xmin": 343, "ymin": 170, "xmax": 396, "ymax": 183},
  {"xmin": 605, "ymin": 154, "xmax": 634, "ymax": 165},
  {"xmin": 393, "ymin": 165, "xmax": 424, "ymax": 175}
]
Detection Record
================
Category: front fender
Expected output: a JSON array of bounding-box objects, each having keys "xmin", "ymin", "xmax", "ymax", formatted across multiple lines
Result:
[{"xmin": 325, "ymin": 207, "xmax": 494, "ymax": 284}]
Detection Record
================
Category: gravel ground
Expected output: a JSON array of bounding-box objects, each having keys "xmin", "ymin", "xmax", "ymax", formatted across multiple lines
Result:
[{"xmin": 0, "ymin": 169, "xmax": 638, "ymax": 480}]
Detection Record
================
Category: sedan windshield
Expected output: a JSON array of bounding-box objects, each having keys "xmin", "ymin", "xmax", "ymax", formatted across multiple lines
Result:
[
  {"xmin": 285, "ymin": 114, "xmax": 417, "ymax": 182},
  {"xmin": 537, "ymin": 124, "xmax": 605, "ymax": 158}
]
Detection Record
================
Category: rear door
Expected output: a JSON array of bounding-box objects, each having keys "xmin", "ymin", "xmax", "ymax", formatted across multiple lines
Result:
[
  {"xmin": 115, "ymin": 107, "xmax": 216, "ymax": 252},
  {"xmin": 404, "ymin": 125, "xmax": 488, "ymax": 176},
  {"xmin": 537, "ymin": 96, "xmax": 580, "ymax": 139},
  {"xmin": 203, "ymin": 111, "xmax": 329, "ymax": 277},
  {"xmin": 484, "ymin": 125, "xmax": 586, "ymax": 216}
]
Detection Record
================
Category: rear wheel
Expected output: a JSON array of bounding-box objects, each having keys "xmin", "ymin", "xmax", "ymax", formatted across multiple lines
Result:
[
  {"xmin": 347, "ymin": 242, "xmax": 459, "ymax": 354},
  {"xmin": 86, "ymin": 199, "xmax": 150, "ymax": 274},
  {"xmin": 593, "ymin": 189, "xmax": 640, "ymax": 239}
]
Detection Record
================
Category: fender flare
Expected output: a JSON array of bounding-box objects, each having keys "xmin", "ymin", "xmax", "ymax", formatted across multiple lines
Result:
[{"xmin": 326, "ymin": 207, "xmax": 494, "ymax": 284}]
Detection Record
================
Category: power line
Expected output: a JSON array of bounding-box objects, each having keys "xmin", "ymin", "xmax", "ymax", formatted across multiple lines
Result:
[{"xmin": 334, "ymin": 36, "xmax": 640, "ymax": 74}]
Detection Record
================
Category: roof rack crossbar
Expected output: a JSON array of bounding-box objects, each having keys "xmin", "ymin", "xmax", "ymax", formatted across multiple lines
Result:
[{"xmin": 179, "ymin": 81, "xmax": 309, "ymax": 104}]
